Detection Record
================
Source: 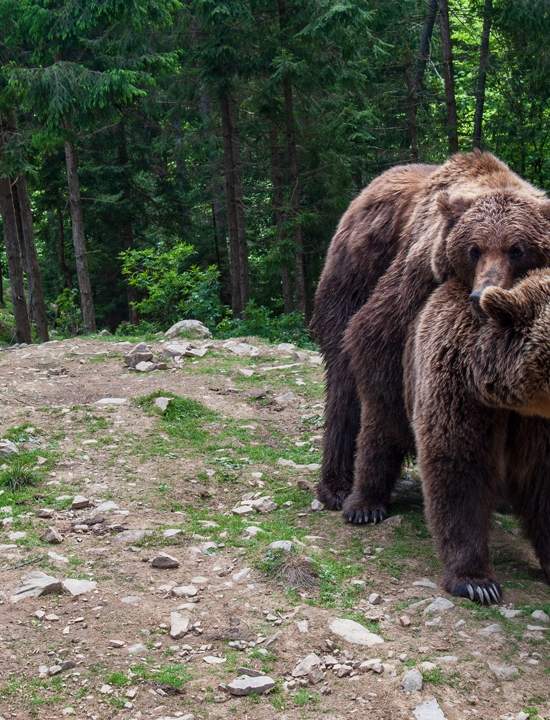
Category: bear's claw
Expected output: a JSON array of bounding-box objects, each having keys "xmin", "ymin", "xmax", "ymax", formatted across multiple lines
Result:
[
  {"xmin": 450, "ymin": 579, "xmax": 502, "ymax": 605},
  {"xmin": 342, "ymin": 505, "xmax": 387, "ymax": 525},
  {"xmin": 317, "ymin": 484, "xmax": 350, "ymax": 511}
]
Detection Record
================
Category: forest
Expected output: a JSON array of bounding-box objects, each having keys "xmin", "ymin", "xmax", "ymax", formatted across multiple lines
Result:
[{"xmin": 0, "ymin": 0, "xmax": 548, "ymax": 345}]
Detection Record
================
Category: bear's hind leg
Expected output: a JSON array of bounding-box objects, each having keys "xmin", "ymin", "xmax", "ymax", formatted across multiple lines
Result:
[
  {"xmin": 342, "ymin": 399, "xmax": 410, "ymax": 524},
  {"xmin": 317, "ymin": 357, "xmax": 360, "ymax": 510},
  {"xmin": 509, "ymin": 418, "xmax": 550, "ymax": 583}
]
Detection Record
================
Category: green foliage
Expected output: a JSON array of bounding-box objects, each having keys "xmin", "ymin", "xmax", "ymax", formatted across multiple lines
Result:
[
  {"xmin": 50, "ymin": 288, "xmax": 82, "ymax": 335},
  {"xmin": 121, "ymin": 243, "xmax": 222, "ymax": 327},
  {"xmin": 0, "ymin": 456, "xmax": 40, "ymax": 492},
  {"xmin": 216, "ymin": 302, "xmax": 313, "ymax": 347}
]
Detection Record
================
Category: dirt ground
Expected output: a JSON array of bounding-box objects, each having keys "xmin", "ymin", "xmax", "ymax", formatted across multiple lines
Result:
[{"xmin": 0, "ymin": 336, "xmax": 548, "ymax": 720}]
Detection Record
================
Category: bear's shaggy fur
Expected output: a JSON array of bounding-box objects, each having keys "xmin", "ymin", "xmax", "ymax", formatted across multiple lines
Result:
[
  {"xmin": 311, "ymin": 150, "xmax": 550, "ymax": 523},
  {"xmin": 404, "ymin": 270, "xmax": 550, "ymax": 602}
]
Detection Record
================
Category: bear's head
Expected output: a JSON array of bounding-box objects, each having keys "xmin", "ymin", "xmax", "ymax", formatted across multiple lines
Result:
[
  {"xmin": 433, "ymin": 191, "xmax": 550, "ymax": 313},
  {"xmin": 479, "ymin": 269, "xmax": 550, "ymax": 419}
]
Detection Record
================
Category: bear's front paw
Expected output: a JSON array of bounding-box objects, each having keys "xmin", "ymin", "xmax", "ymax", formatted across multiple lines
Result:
[
  {"xmin": 317, "ymin": 483, "xmax": 350, "ymax": 511},
  {"xmin": 342, "ymin": 495, "xmax": 388, "ymax": 525},
  {"xmin": 446, "ymin": 576, "xmax": 502, "ymax": 605}
]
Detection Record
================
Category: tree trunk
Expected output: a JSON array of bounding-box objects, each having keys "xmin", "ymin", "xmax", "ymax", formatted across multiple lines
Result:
[
  {"xmin": 0, "ymin": 260, "xmax": 4, "ymax": 306},
  {"xmin": 472, "ymin": 0, "xmax": 493, "ymax": 149},
  {"xmin": 438, "ymin": 0, "xmax": 459, "ymax": 153},
  {"xmin": 13, "ymin": 176, "xmax": 49, "ymax": 341},
  {"xmin": 219, "ymin": 87, "xmax": 249, "ymax": 316},
  {"xmin": 269, "ymin": 124, "xmax": 294, "ymax": 312},
  {"xmin": 0, "ymin": 177, "xmax": 32, "ymax": 343},
  {"xmin": 57, "ymin": 205, "xmax": 72, "ymax": 288},
  {"xmin": 64, "ymin": 139, "xmax": 96, "ymax": 332},
  {"xmin": 277, "ymin": 0, "xmax": 306, "ymax": 316},
  {"xmin": 407, "ymin": 0, "xmax": 438, "ymax": 160},
  {"xmin": 117, "ymin": 122, "xmax": 139, "ymax": 324}
]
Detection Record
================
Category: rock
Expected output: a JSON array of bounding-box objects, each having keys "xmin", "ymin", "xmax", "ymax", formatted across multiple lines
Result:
[
  {"xmin": 227, "ymin": 675, "xmax": 275, "ymax": 696},
  {"xmin": 402, "ymin": 668, "xmax": 423, "ymax": 693},
  {"xmin": 249, "ymin": 496, "xmax": 277, "ymax": 513},
  {"xmin": 274, "ymin": 391, "xmax": 298, "ymax": 407},
  {"xmin": 170, "ymin": 611, "xmax": 191, "ymax": 639},
  {"xmin": 360, "ymin": 659, "xmax": 384, "ymax": 674},
  {"xmin": 41, "ymin": 527, "xmax": 64, "ymax": 544},
  {"xmin": 162, "ymin": 341, "xmax": 192, "ymax": 358},
  {"xmin": 239, "ymin": 368, "xmax": 255, "ymax": 377},
  {"xmin": 127, "ymin": 643, "xmax": 146, "ymax": 655},
  {"xmin": 531, "ymin": 609, "xmax": 550, "ymax": 623},
  {"xmin": 124, "ymin": 343, "xmax": 154, "ymax": 368},
  {"xmin": 423, "ymin": 597, "xmax": 454, "ymax": 614},
  {"xmin": 310, "ymin": 499, "xmax": 324, "ymax": 512},
  {"xmin": 171, "ymin": 585, "xmax": 198, "ymax": 598},
  {"xmin": 71, "ymin": 496, "xmax": 91, "ymax": 510},
  {"xmin": 479, "ymin": 623, "xmax": 503, "ymax": 636},
  {"xmin": 113, "ymin": 529, "xmax": 148, "ymax": 544},
  {"xmin": 154, "ymin": 397, "xmax": 172, "ymax": 413},
  {"xmin": 62, "ymin": 579, "xmax": 97, "ymax": 596},
  {"xmin": 232, "ymin": 504, "xmax": 254, "ymax": 516},
  {"xmin": 244, "ymin": 526, "xmax": 263, "ymax": 538},
  {"xmin": 232, "ymin": 568, "xmax": 251, "ymax": 583},
  {"xmin": 11, "ymin": 571, "xmax": 62, "ymax": 602},
  {"xmin": 413, "ymin": 578, "xmax": 438, "ymax": 590},
  {"xmin": 224, "ymin": 341, "xmax": 259, "ymax": 357},
  {"xmin": 292, "ymin": 653, "xmax": 322, "ymax": 677},
  {"xmin": 368, "ymin": 592, "xmax": 382, "ymax": 605},
  {"xmin": 94, "ymin": 397, "xmax": 128, "ymax": 407},
  {"xmin": 328, "ymin": 618, "xmax": 384, "ymax": 647},
  {"xmin": 8, "ymin": 531, "xmax": 26, "ymax": 541},
  {"xmin": 269, "ymin": 540, "xmax": 293, "ymax": 552},
  {"xmin": 0, "ymin": 439, "xmax": 18, "ymax": 455},
  {"xmin": 151, "ymin": 552, "xmax": 180, "ymax": 569},
  {"xmin": 95, "ymin": 501, "xmax": 119, "ymax": 513},
  {"xmin": 203, "ymin": 656, "xmax": 226, "ymax": 665},
  {"xmin": 487, "ymin": 661, "xmax": 519, "ymax": 681},
  {"xmin": 163, "ymin": 528, "xmax": 182, "ymax": 538},
  {"xmin": 413, "ymin": 697, "xmax": 447, "ymax": 720},
  {"xmin": 135, "ymin": 361, "xmax": 156, "ymax": 372},
  {"xmin": 37, "ymin": 508, "xmax": 55, "ymax": 519},
  {"xmin": 165, "ymin": 319, "xmax": 211, "ymax": 339},
  {"xmin": 499, "ymin": 606, "xmax": 522, "ymax": 619},
  {"xmin": 399, "ymin": 614, "xmax": 412, "ymax": 627}
]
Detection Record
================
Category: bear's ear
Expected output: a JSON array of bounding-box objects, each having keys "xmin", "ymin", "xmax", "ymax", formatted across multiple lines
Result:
[
  {"xmin": 480, "ymin": 287, "xmax": 520, "ymax": 327},
  {"xmin": 436, "ymin": 192, "xmax": 473, "ymax": 226}
]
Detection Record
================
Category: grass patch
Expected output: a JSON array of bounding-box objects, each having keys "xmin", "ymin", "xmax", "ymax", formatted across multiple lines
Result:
[
  {"xmin": 130, "ymin": 663, "xmax": 192, "ymax": 690},
  {"xmin": 0, "ymin": 456, "xmax": 40, "ymax": 492}
]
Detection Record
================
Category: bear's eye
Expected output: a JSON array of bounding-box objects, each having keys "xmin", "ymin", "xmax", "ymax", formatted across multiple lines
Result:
[
  {"xmin": 468, "ymin": 245, "xmax": 481, "ymax": 262},
  {"xmin": 508, "ymin": 244, "xmax": 524, "ymax": 260}
]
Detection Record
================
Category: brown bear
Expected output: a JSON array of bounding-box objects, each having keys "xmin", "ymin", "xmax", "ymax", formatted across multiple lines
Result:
[
  {"xmin": 311, "ymin": 150, "xmax": 550, "ymax": 520},
  {"xmin": 403, "ymin": 269, "xmax": 550, "ymax": 603}
]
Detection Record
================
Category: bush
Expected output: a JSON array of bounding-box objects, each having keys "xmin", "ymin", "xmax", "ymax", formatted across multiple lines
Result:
[
  {"xmin": 121, "ymin": 243, "xmax": 223, "ymax": 327},
  {"xmin": 50, "ymin": 288, "xmax": 82, "ymax": 336},
  {"xmin": 216, "ymin": 301, "xmax": 314, "ymax": 348}
]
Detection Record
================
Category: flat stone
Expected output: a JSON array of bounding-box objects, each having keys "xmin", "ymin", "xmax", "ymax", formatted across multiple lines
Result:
[
  {"xmin": 479, "ymin": 623, "xmax": 503, "ymax": 636},
  {"xmin": 423, "ymin": 597, "xmax": 454, "ymax": 614},
  {"xmin": 0, "ymin": 439, "xmax": 18, "ymax": 455},
  {"xmin": 269, "ymin": 540, "xmax": 293, "ymax": 552},
  {"xmin": 162, "ymin": 341, "xmax": 192, "ymax": 357},
  {"xmin": 94, "ymin": 398, "xmax": 128, "ymax": 406},
  {"xmin": 413, "ymin": 578, "xmax": 438, "ymax": 590},
  {"xmin": 402, "ymin": 668, "xmax": 423, "ymax": 693},
  {"xmin": 413, "ymin": 697, "xmax": 447, "ymax": 720},
  {"xmin": 274, "ymin": 391, "xmax": 298, "ymax": 407},
  {"xmin": 127, "ymin": 643, "xmax": 146, "ymax": 655},
  {"xmin": 328, "ymin": 618, "xmax": 384, "ymax": 647},
  {"xmin": 113, "ymin": 529, "xmax": 148, "ymax": 544},
  {"xmin": 163, "ymin": 528, "xmax": 182, "ymax": 538},
  {"xmin": 135, "ymin": 361, "xmax": 156, "ymax": 372},
  {"xmin": 171, "ymin": 585, "xmax": 198, "ymax": 598},
  {"xmin": 249, "ymin": 496, "xmax": 277, "ymax": 513},
  {"xmin": 368, "ymin": 592, "xmax": 382, "ymax": 605},
  {"xmin": 95, "ymin": 501, "xmax": 119, "ymax": 513},
  {"xmin": 170, "ymin": 611, "xmax": 191, "ymax": 639},
  {"xmin": 292, "ymin": 653, "xmax": 322, "ymax": 677},
  {"xmin": 62, "ymin": 579, "xmax": 97, "ymax": 596},
  {"xmin": 224, "ymin": 341, "xmax": 259, "ymax": 357},
  {"xmin": 499, "ymin": 606, "xmax": 521, "ymax": 619},
  {"xmin": 71, "ymin": 496, "xmax": 91, "ymax": 510},
  {"xmin": 36, "ymin": 508, "xmax": 55, "ymax": 519},
  {"xmin": 203, "ymin": 656, "xmax": 226, "ymax": 665},
  {"xmin": 11, "ymin": 571, "xmax": 62, "ymax": 602},
  {"xmin": 8, "ymin": 531, "xmax": 26, "ymax": 541},
  {"xmin": 227, "ymin": 674, "xmax": 275, "ymax": 696},
  {"xmin": 151, "ymin": 553, "xmax": 180, "ymax": 569}
]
